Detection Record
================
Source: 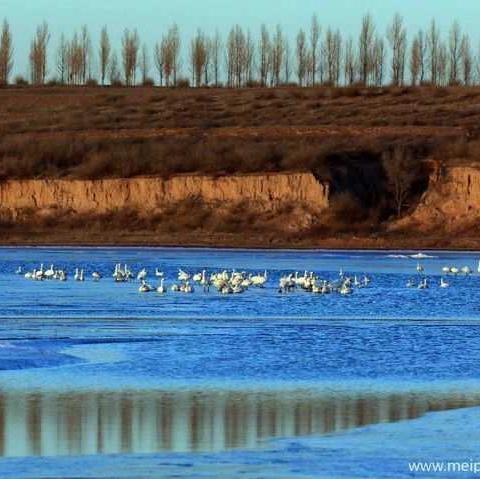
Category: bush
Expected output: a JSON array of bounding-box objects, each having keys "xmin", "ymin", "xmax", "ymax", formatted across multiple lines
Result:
[
  {"xmin": 14, "ymin": 76, "xmax": 28, "ymax": 87},
  {"xmin": 142, "ymin": 78, "xmax": 155, "ymax": 87},
  {"xmin": 342, "ymin": 86, "xmax": 362, "ymax": 97},
  {"xmin": 176, "ymin": 78, "xmax": 190, "ymax": 88},
  {"xmin": 246, "ymin": 80, "xmax": 261, "ymax": 88}
]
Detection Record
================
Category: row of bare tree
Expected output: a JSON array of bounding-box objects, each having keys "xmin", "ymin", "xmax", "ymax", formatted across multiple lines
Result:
[{"xmin": 1, "ymin": 14, "xmax": 480, "ymax": 87}]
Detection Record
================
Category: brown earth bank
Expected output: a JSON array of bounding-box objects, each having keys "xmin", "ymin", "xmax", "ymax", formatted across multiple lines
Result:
[
  {"xmin": 0, "ymin": 166, "xmax": 480, "ymax": 250},
  {"xmin": 0, "ymin": 86, "xmax": 480, "ymax": 247}
]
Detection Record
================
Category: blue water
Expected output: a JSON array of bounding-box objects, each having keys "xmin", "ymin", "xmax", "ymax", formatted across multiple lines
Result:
[
  {"xmin": 0, "ymin": 247, "xmax": 479, "ymax": 477},
  {"xmin": 2, "ymin": 246, "xmax": 480, "ymax": 319}
]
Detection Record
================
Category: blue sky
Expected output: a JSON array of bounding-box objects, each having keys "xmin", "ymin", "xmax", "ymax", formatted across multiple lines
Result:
[{"xmin": 1, "ymin": 0, "xmax": 479, "ymax": 78}]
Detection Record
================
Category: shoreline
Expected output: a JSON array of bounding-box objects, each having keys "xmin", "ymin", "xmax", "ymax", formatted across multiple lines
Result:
[{"xmin": 1, "ymin": 231, "xmax": 480, "ymax": 252}]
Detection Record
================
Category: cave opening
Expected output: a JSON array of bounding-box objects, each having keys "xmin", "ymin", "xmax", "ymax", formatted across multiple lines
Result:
[{"xmin": 313, "ymin": 148, "xmax": 432, "ymax": 224}]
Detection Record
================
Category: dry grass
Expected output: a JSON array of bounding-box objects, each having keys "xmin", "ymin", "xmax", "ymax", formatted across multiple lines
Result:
[{"xmin": 0, "ymin": 85, "xmax": 476, "ymax": 180}]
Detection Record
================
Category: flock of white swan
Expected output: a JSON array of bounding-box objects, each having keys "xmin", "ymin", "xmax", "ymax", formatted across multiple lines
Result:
[
  {"xmin": 16, "ymin": 263, "xmax": 366, "ymax": 296},
  {"xmin": 15, "ymin": 253, "xmax": 480, "ymax": 296}
]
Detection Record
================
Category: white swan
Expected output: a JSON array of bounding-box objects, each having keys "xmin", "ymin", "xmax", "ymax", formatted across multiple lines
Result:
[
  {"xmin": 178, "ymin": 269, "xmax": 191, "ymax": 282},
  {"xmin": 418, "ymin": 278, "xmax": 429, "ymax": 289},
  {"xmin": 74, "ymin": 268, "xmax": 84, "ymax": 281},
  {"xmin": 24, "ymin": 269, "xmax": 35, "ymax": 280},
  {"xmin": 139, "ymin": 280, "xmax": 153, "ymax": 293},
  {"xmin": 192, "ymin": 271, "xmax": 203, "ymax": 282},
  {"xmin": 416, "ymin": 262, "xmax": 424, "ymax": 273},
  {"xmin": 461, "ymin": 266, "xmax": 472, "ymax": 275},
  {"xmin": 440, "ymin": 278, "xmax": 449, "ymax": 288},
  {"xmin": 137, "ymin": 268, "xmax": 147, "ymax": 281},
  {"xmin": 44, "ymin": 264, "xmax": 55, "ymax": 280},
  {"xmin": 92, "ymin": 271, "xmax": 102, "ymax": 281},
  {"xmin": 200, "ymin": 271, "xmax": 210, "ymax": 291},
  {"xmin": 251, "ymin": 270, "xmax": 268, "ymax": 287},
  {"xmin": 157, "ymin": 279, "xmax": 166, "ymax": 294}
]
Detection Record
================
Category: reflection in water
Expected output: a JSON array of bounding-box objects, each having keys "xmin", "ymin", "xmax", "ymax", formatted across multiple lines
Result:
[{"xmin": 0, "ymin": 389, "xmax": 477, "ymax": 457}]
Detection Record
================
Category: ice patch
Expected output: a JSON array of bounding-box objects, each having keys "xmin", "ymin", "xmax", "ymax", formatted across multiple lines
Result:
[{"xmin": 62, "ymin": 343, "xmax": 126, "ymax": 365}]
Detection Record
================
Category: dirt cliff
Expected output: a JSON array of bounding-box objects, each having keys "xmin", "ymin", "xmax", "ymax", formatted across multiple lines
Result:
[
  {"xmin": 393, "ymin": 165, "xmax": 480, "ymax": 232},
  {"xmin": 0, "ymin": 172, "xmax": 329, "ymax": 217}
]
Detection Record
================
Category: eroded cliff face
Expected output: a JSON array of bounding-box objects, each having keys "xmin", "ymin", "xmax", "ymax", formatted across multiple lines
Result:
[
  {"xmin": 0, "ymin": 172, "xmax": 329, "ymax": 218},
  {"xmin": 394, "ymin": 165, "xmax": 480, "ymax": 232}
]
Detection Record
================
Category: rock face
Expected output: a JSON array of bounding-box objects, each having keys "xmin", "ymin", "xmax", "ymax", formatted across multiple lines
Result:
[
  {"xmin": 0, "ymin": 172, "xmax": 329, "ymax": 217},
  {"xmin": 394, "ymin": 165, "xmax": 480, "ymax": 231}
]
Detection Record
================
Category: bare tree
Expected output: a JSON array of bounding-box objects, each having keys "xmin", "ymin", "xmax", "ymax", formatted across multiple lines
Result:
[
  {"xmin": 270, "ymin": 25, "xmax": 284, "ymax": 86},
  {"xmin": 461, "ymin": 34, "xmax": 473, "ymax": 85},
  {"xmin": 168, "ymin": 24, "xmax": 181, "ymax": 86},
  {"xmin": 410, "ymin": 30, "xmax": 427, "ymax": 85},
  {"xmin": 427, "ymin": 19, "xmax": 440, "ymax": 85},
  {"xmin": 66, "ymin": 33, "xmax": 79, "ymax": 85},
  {"xmin": 372, "ymin": 36, "xmax": 385, "ymax": 86},
  {"xmin": 410, "ymin": 34, "xmax": 421, "ymax": 86},
  {"xmin": 190, "ymin": 29, "xmax": 207, "ymax": 87},
  {"xmin": 121, "ymin": 28, "xmax": 140, "ymax": 86},
  {"xmin": 67, "ymin": 32, "xmax": 90, "ymax": 85},
  {"xmin": 99, "ymin": 26, "xmax": 111, "ymax": 85},
  {"xmin": 305, "ymin": 51, "xmax": 314, "ymax": 86},
  {"xmin": 324, "ymin": 28, "xmax": 342, "ymax": 85},
  {"xmin": 344, "ymin": 36, "xmax": 356, "ymax": 85},
  {"xmin": 0, "ymin": 19, "xmax": 13, "ymax": 86},
  {"xmin": 283, "ymin": 38, "xmax": 291, "ymax": 84},
  {"xmin": 6, "ymin": 14, "xmax": 480, "ymax": 90},
  {"xmin": 211, "ymin": 30, "xmax": 221, "ymax": 86},
  {"xmin": 56, "ymin": 33, "xmax": 68, "ymax": 84},
  {"xmin": 359, "ymin": 14, "xmax": 375, "ymax": 85},
  {"xmin": 153, "ymin": 41, "xmax": 164, "ymax": 85},
  {"xmin": 387, "ymin": 13, "xmax": 407, "ymax": 86},
  {"xmin": 245, "ymin": 30, "xmax": 255, "ymax": 84},
  {"xmin": 109, "ymin": 51, "xmax": 121, "ymax": 84},
  {"xmin": 140, "ymin": 43, "xmax": 149, "ymax": 84},
  {"xmin": 80, "ymin": 25, "xmax": 91, "ymax": 83},
  {"xmin": 437, "ymin": 41, "xmax": 448, "ymax": 86},
  {"xmin": 29, "ymin": 21, "xmax": 50, "ymax": 85},
  {"xmin": 476, "ymin": 43, "xmax": 480, "ymax": 84},
  {"xmin": 204, "ymin": 36, "xmax": 212, "ymax": 85},
  {"xmin": 226, "ymin": 25, "xmax": 252, "ymax": 87},
  {"xmin": 296, "ymin": 29, "xmax": 307, "ymax": 86},
  {"xmin": 448, "ymin": 20, "xmax": 461, "ymax": 84},
  {"xmin": 417, "ymin": 30, "xmax": 427, "ymax": 84},
  {"xmin": 258, "ymin": 24, "xmax": 271, "ymax": 87},
  {"xmin": 383, "ymin": 146, "xmax": 416, "ymax": 218},
  {"xmin": 310, "ymin": 14, "xmax": 320, "ymax": 85},
  {"xmin": 226, "ymin": 27, "xmax": 235, "ymax": 87},
  {"xmin": 159, "ymin": 36, "xmax": 172, "ymax": 86}
]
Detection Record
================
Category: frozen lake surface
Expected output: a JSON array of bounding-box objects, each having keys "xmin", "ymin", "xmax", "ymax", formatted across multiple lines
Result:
[{"xmin": 0, "ymin": 247, "xmax": 479, "ymax": 477}]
